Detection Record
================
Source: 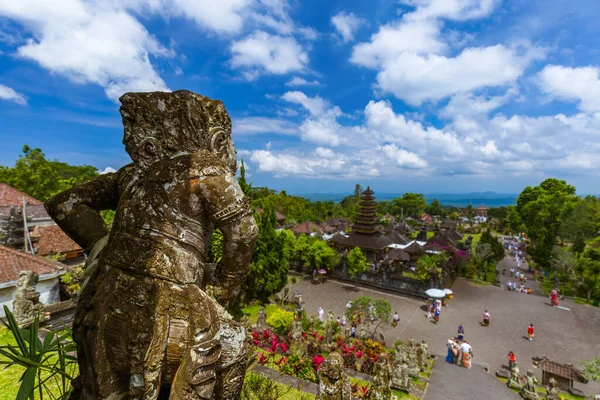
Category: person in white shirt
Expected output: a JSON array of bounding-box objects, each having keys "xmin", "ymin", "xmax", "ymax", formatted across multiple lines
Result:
[
  {"xmin": 318, "ymin": 307, "xmax": 325, "ymax": 322},
  {"xmin": 458, "ymin": 340, "xmax": 473, "ymax": 369},
  {"xmin": 393, "ymin": 312, "xmax": 400, "ymax": 327}
]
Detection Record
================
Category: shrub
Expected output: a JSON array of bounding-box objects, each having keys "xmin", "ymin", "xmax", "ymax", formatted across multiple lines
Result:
[{"xmin": 266, "ymin": 309, "xmax": 295, "ymax": 336}]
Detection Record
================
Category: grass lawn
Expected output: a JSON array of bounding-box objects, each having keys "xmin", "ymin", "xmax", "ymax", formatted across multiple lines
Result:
[
  {"xmin": 242, "ymin": 304, "xmax": 283, "ymax": 325},
  {"xmin": 244, "ymin": 371, "xmax": 314, "ymax": 399}
]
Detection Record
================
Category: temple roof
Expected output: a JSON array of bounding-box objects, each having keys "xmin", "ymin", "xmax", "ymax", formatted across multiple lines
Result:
[
  {"xmin": 533, "ymin": 357, "xmax": 588, "ymax": 383},
  {"xmin": 31, "ymin": 225, "xmax": 82, "ymax": 256},
  {"xmin": 330, "ymin": 231, "xmax": 390, "ymax": 251},
  {"xmin": 386, "ymin": 230, "xmax": 410, "ymax": 245},
  {"xmin": 0, "ymin": 245, "xmax": 65, "ymax": 285},
  {"xmin": 386, "ymin": 248, "xmax": 410, "ymax": 262}
]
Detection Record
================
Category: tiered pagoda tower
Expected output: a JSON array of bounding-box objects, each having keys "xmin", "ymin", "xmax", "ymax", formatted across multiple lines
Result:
[
  {"xmin": 330, "ymin": 187, "xmax": 390, "ymax": 262},
  {"xmin": 353, "ymin": 187, "xmax": 378, "ymax": 234}
]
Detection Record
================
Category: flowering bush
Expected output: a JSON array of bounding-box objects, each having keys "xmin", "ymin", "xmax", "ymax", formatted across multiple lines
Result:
[
  {"xmin": 360, "ymin": 357, "xmax": 375, "ymax": 375},
  {"xmin": 351, "ymin": 383, "xmax": 370, "ymax": 399}
]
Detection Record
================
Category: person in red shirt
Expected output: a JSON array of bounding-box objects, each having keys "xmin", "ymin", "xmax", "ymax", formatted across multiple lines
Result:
[
  {"xmin": 508, "ymin": 351, "xmax": 517, "ymax": 370},
  {"xmin": 527, "ymin": 324, "xmax": 535, "ymax": 341}
]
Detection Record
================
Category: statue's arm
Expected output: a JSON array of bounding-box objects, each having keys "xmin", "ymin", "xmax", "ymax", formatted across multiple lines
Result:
[
  {"xmin": 44, "ymin": 172, "xmax": 120, "ymax": 252},
  {"xmin": 193, "ymin": 173, "xmax": 258, "ymax": 304}
]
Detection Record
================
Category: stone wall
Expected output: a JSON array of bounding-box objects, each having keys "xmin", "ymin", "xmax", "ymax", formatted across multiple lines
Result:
[{"xmin": 291, "ymin": 261, "xmax": 430, "ymax": 299}]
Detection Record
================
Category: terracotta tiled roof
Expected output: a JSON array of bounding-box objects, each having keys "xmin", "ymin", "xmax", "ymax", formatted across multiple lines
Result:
[
  {"xmin": 0, "ymin": 184, "xmax": 43, "ymax": 207},
  {"xmin": 293, "ymin": 221, "xmax": 323, "ymax": 235},
  {"xmin": 0, "ymin": 245, "xmax": 65, "ymax": 284},
  {"xmin": 31, "ymin": 225, "xmax": 82, "ymax": 256}
]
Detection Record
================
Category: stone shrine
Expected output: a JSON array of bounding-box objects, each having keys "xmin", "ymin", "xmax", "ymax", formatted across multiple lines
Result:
[
  {"xmin": 45, "ymin": 90, "xmax": 258, "ymax": 399},
  {"xmin": 316, "ymin": 352, "xmax": 352, "ymax": 400},
  {"xmin": 12, "ymin": 270, "xmax": 46, "ymax": 327},
  {"xmin": 369, "ymin": 355, "xmax": 392, "ymax": 400},
  {"xmin": 256, "ymin": 306, "xmax": 268, "ymax": 331}
]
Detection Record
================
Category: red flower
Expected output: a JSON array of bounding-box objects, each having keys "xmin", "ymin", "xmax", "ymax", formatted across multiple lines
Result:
[
  {"xmin": 258, "ymin": 353, "xmax": 267, "ymax": 365},
  {"xmin": 312, "ymin": 355, "xmax": 325, "ymax": 370},
  {"xmin": 356, "ymin": 350, "xmax": 362, "ymax": 359},
  {"xmin": 281, "ymin": 342, "xmax": 289, "ymax": 353},
  {"xmin": 312, "ymin": 331, "xmax": 318, "ymax": 338}
]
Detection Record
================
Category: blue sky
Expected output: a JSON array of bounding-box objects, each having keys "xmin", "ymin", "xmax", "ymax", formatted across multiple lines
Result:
[{"xmin": 1, "ymin": 0, "xmax": 600, "ymax": 196}]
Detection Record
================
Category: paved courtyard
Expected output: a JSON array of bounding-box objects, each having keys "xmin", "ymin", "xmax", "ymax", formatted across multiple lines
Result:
[{"xmin": 292, "ymin": 256, "xmax": 600, "ymax": 396}]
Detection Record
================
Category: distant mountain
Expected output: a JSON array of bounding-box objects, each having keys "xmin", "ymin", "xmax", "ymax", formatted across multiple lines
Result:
[{"xmin": 294, "ymin": 192, "xmax": 517, "ymax": 207}]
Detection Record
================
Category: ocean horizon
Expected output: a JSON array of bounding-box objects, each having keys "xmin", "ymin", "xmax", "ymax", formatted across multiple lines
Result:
[{"xmin": 291, "ymin": 192, "xmax": 518, "ymax": 207}]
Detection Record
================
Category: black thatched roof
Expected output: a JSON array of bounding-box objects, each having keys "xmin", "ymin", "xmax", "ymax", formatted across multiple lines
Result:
[
  {"xmin": 330, "ymin": 231, "xmax": 391, "ymax": 251},
  {"xmin": 444, "ymin": 229, "xmax": 463, "ymax": 241},
  {"xmin": 385, "ymin": 230, "xmax": 410, "ymax": 245},
  {"xmin": 426, "ymin": 232, "xmax": 456, "ymax": 247},
  {"xmin": 404, "ymin": 241, "xmax": 425, "ymax": 255},
  {"xmin": 386, "ymin": 248, "xmax": 410, "ymax": 261}
]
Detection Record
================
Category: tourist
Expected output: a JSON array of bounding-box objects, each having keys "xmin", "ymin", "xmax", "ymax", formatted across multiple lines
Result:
[
  {"xmin": 482, "ymin": 310, "xmax": 490, "ymax": 326},
  {"xmin": 446, "ymin": 339, "xmax": 456, "ymax": 363},
  {"xmin": 457, "ymin": 324, "xmax": 465, "ymax": 342},
  {"xmin": 350, "ymin": 325, "xmax": 356, "ymax": 338},
  {"xmin": 527, "ymin": 324, "xmax": 535, "ymax": 341},
  {"xmin": 459, "ymin": 340, "xmax": 473, "ymax": 369},
  {"xmin": 336, "ymin": 316, "xmax": 341, "ymax": 326},
  {"xmin": 434, "ymin": 306, "xmax": 441, "ymax": 324},
  {"xmin": 393, "ymin": 312, "xmax": 400, "ymax": 327},
  {"xmin": 426, "ymin": 301, "xmax": 433, "ymax": 319},
  {"xmin": 508, "ymin": 351, "xmax": 516, "ymax": 370},
  {"xmin": 318, "ymin": 307, "xmax": 325, "ymax": 322},
  {"xmin": 313, "ymin": 269, "xmax": 318, "ymax": 282},
  {"xmin": 341, "ymin": 315, "xmax": 346, "ymax": 326},
  {"xmin": 346, "ymin": 301, "xmax": 352, "ymax": 310}
]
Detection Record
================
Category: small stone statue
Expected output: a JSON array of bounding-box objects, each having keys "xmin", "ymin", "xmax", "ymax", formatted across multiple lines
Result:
[
  {"xmin": 417, "ymin": 340, "xmax": 429, "ymax": 371},
  {"xmin": 369, "ymin": 355, "xmax": 392, "ymax": 400},
  {"xmin": 391, "ymin": 347, "xmax": 412, "ymax": 393},
  {"xmin": 12, "ymin": 270, "xmax": 46, "ymax": 327},
  {"xmin": 316, "ymin": 352, "xmax": 352, "ymax": 400},
  {"xmin": 290, "ymin": 319, "xmax": 306, "ymax": 356},
  {"xmin": 406, "ymin": 339, "xmax": 420, "ymax": 377},
  {"xmin": 360, "ymin": 326, "xmax": 368, "ymax": 340},
  {"xmin": 545, "ymin": 377, "xmax": 559, "ymax": 400},
  {"xmin": 520, "ymin": 370, "xmax": 539, "ymax": 400},
  {"xmin": 256, "ymin": 306, "xmax": 268, "ymax": 331},
  {"xmin": 310, "ymin": 315, "xmax": 316, "ymax": 331},
  {"xmin": 507, "ymin": 362, "xmax": 522, "ymax": 390},
  {"xmin": 45, "ymin": 90, "xmax": 259, "ymax": 399}
]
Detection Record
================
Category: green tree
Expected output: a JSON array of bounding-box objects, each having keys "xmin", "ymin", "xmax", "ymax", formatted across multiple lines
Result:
[
  {"xmin": 582, "ymin": 357, "xmax": 600, "ymax": 383},
  {"xmin": 414, "ymin": 254, "xmax": 444, "ymax": 286},
  {"xmin": 344, "ymin": 296, "xmax": 392, "ymax": 338},
  {"xmin": 299, "ymin": 237, "xmax": 339, "ymax": 271},
  {"xmin": 354, "ymin": 183, "xmax": 363, "ymax": 197},
  {"xmin": 0, "ymin": 145, "xmax": 98, "ymax": 201},
  {"xmin": 559, "ymin": 196, "xmax": 600, "ymax": 241},
  {"xmin": 573, "ymin": 235, "xmax": 586, "ymax": 255},
  {"xmin": 427, "ymin": 198, "xmax": 442, "ymax": 216},
  {"xmin": 506, "ymin": 205, "xmax": 524, "ymax": 233},
  {"xmin": 347, "ymin": 247, "xmax": 368, "ymax": 284},
  {"xmin": 578, "ymin": 248, "xmax": 600, "ymax": 300},
  {"xmin": 515, "ymin": 179, "xmax": 579, "ymax": 267},
  {"xmin": 449, "ymin": 211, "xmax": 459, "ymax": 221},
  {"xmin": 245, "ymin": 207, "xmax": 292, "ymax": 302},
  {"xmin": 479, "ymin": 230, "xmax": 504, "ymax": 261},
  {"xmin": 391, "ymin": 193, "xmax": 427, "ymax": 218},
  {"xmin": 237, "ymin": 159, "xmax": 252, "ymax": 196}
]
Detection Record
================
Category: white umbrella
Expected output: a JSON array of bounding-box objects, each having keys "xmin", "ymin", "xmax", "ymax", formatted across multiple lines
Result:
[
  {"xmin": 425, "ymin": 288, "xmax": 446, "ymax": 298},
  {"xmin": 443, "ymin": 288, "xmax": 453, "ymax": 295}
]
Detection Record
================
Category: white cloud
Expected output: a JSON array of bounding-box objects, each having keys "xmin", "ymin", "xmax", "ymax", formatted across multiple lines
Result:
[
  {"xmin": 282, "ymin": 91, "xmax": 328, "ymax": 116},
  {"xmin": 401, "ymin": 0, "xmax": 500, "ymax": 22},
  {"xmin": 538, "ymin": 65, "xmax": 600, "ymax": 113},
  {"xmin": 285, "ymin": 77, "xmax": 321, "ymax": 87},
  {"xmin": 99, "ymin": 166, "xmax": 117, "ymax": 174},
  {"xmin": 0, "ymin": 0, "xmax": 171, "ymax": 101},
  {"xmin": 331, "ymin": 11, "xmax": 365, "ymax": 43},
  {"xmin": 230, "ymin": 31, "xmax": 308, "ymax": 78},
  {"xmin": 440, "ymin": 89, "xmax": 517, "ymax": 120},
  {"xmin": 298, "ymin": 108, "xmax": 344, "ymax": 146},
  {"xmin": 0, "ymin": 84, "xmax": 27, "ymax": 105},
  {"xmin": 232, "ymin": 116, "xmax": 298, "ymax": 135},
  {"xmin": 375, "ymin": 44, "xmax": 544, "ymax": 106},
  {"xmin": 250, "ymin": 149, "xmax": 346, "ymax": 177},
  {"xmin": 315, "ymin": 147, "xmax": 335, "ymax": 159},
  {"xmin": 351, "ymin": 19, "xmax": 445, "ymax": 68},
  {"xmin": 381, "ymin": 144, "xmax": 428, "ymax": 168}
]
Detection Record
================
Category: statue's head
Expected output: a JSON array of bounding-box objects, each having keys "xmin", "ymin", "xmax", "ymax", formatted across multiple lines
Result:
[
  {"xmin": 119, "ymin": 90, "xmax": 236, "ymax": 172},
  {"xmin": 17, "ymin": 270, "xmax": 38, "ymax": 291},
  {"xmin": 320, "ymin": 352, "xmax": 344, "ymax": 382}
]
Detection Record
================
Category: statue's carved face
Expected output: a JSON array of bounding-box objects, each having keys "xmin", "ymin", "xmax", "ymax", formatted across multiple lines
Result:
[
  {"xmin": 320, "ymin": 354, "xmax": 344, "ymax": 382},
  {"xmin": 17, "ymin": 271, "xmax": 38, "ymax": 290},
  {"xmin": 119, "ymin": 90, "xmax": 236, "ymax": 172}
]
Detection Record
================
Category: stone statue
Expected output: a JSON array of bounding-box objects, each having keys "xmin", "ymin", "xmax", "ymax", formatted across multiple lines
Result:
[
  {"xmin": 369, "ymin": 355, "xmax": 392, "ymax": 400},
  {"xmin": 12, "ymin": 270, "xmax": 46, "ymax": 327},
  {"xmin": 507, "ymin": 362, "xmax": 522, "ymax": 390},
  {"xmin": 290, "ymin": 319, "xmax": 306, "ymax": 356},
  {"xmin": 45, "ymin": 90, "xmax": 259, "ymax": 400},
  {"xmin": 520, "ymin": 370, "xmax": 539, "ymax": 400},
  {"xmin": 256, "ymin": 306, "xmax": 268, "ymax": 331},
  {"xmin": 545, "ymin": 377, "xmax": 559, "ymax": 400},
  {"xmin": 316, "ymin": 352, "xmax": 352, "ymax": 400},
  {"xmin": 406, "ymin": 339, "xmax": 420, "ymax": 377},
  {"xmin": 310, "ymin": 315, "xmax": 316, "ymax": 331},
  {"xmin": 391, "ymin": 347, "xmax": 412, "ymax": 393},
  {"xmin": 417, "ymin": 340, "xmax": 429, "ymax": 371}
]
